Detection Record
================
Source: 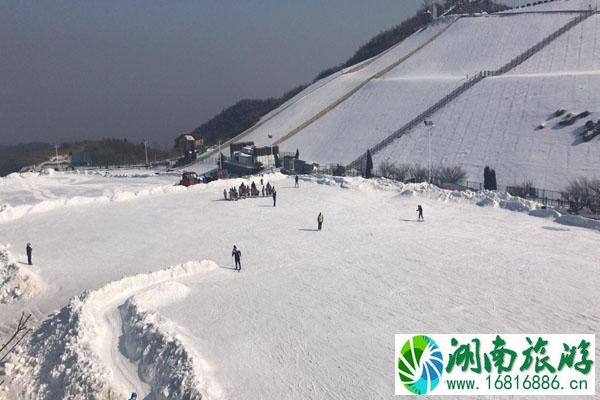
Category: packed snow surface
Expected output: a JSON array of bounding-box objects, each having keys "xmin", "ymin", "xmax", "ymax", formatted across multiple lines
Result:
[{"xmin": 0, "ymin": 171, "xmax": 598, "ymax": 399}]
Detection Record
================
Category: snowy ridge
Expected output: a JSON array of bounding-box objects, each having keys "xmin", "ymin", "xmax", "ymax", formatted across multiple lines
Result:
[
  {"xmin": 0, "ymin": 245, "xmax": 44, "ymax": 304},
  {"xmin": 2, "ymin": 260, "xmax": 218, "ymax": 400},
  {"xmin": 0, "ymin": 184, "xmax": 186, "ymax": 223},
  {"xmin": 0, "ymin": 171, "xmax": 293, "ymax": 223},
  {"xmin": 119, "ymin": 282, "xmax": 219, "ymax": 400}
]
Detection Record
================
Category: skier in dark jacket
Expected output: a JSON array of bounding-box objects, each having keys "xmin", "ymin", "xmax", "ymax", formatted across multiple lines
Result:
[
  {"xmin": 295, "ymin": 175, "xmax": 299, "ymax": 188},
  {"xmin": 317, "ymin": 212, "xmax": 324, "ymax": 231},
  {"xmin": 26, "ymin": 243, "xmax": 32, "ymax": 265},
  {"xmin": 232, "ymin": 245, "xmax": 241, "ymax": 271},
  {"xmin": 417, "ymin": 205, "xmax": 424, "ymax": 221},
  {"xmin": 272, "ymin": 189, "xmax": 277, "ymax": 207}
]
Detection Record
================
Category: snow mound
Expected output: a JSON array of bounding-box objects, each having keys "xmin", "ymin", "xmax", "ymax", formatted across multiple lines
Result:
[
  {"xmin": 529, "ymin": 208, "xmax": 562, "ymax": 219},
  {"xmin": 303, "ymin": 175, "xmax": 600, "ymax": 231},
  {"xmin": 0, "ymin": 184, "xmax": 187, "ymax": 224},
  {"xmin": 385, "ymin": 179, "xmax": 541, "ymax": 213},
  {"xmin": 555, "ymin": 214, "xmax": 600, "ymax": 231},
  {"xmin": 119, "ymin": 282, "xmax": 206, "ymax": 400},
  {"xmin": 0, "ymin": 245, "xmax": 44, "ymax": 304},
  {"xmin": 2, "ymin": 260, "xmax": 217, "ymax": 400}
]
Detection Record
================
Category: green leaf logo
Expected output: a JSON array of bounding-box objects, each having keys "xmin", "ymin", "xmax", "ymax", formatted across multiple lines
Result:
[{"xmin": 397, "ymin": 335, "xmax": 444, "ymax": 394}]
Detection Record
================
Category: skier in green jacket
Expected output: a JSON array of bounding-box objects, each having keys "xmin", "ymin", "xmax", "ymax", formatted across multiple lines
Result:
[{"xmin": 317, "ymin": 212, "xmax": 324, "ymax": 231}]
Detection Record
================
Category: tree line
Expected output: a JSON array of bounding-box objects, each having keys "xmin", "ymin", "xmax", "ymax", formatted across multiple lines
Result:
[{"xmin": 0, "ymin": 139, "xmax": 176, "ymax": 176}]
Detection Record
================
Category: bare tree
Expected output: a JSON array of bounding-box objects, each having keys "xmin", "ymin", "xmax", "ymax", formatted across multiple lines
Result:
[
  {"xmin": 0, "ymin": 312, "xmax": 32, "ymax": 386},
  {"xmin": 563, "ymin": 177, "xmax": 600, "ymax": 213},
  {"xmin": 507, "ymin": 180, "xmax": 535, "ymax": 198},
  {"xmin": 433, "ymin": 165, "xmax": 467, "ymax": 184}
]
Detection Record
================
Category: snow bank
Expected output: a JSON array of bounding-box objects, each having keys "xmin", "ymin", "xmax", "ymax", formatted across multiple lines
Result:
[
  {"xmin": 555, "ymin": 214, "xmax": 600, "ymax": 230},
  {"xmin": 0, "ymin": 245, "xmax": 44, "ymax": 304},
  {"xmin": 0, "ymin": 184, "xmax": 187, "ymax": 224},
  {"xmin": 119, "ymin": 282, "xmax": 206, "ymax": 400},
  {"xmin": 396, "ymin": 181, "xmax": 541, "ymax": 212},
  {"xmin": 2, "ymin": 260, "xmax": 218, "ymax": 400},
  {"xmin": 303, "ymin": 175, "xmax": 600, "ymax": 231}
]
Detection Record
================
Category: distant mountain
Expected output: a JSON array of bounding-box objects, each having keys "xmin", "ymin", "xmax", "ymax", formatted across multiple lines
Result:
[
  {"xmin": 0, "ymin": 143, "xmax": 53, "ymax": 176},
  {"xmin": 189, "ymin": 0, "xmax": 509, "ymax": 148},
  {"xmin": 0, "ymin": 139, "xmax": 176, "ymax": 176}
]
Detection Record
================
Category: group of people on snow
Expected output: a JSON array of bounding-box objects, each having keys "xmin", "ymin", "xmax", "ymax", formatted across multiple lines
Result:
[{"xmin": 224, "ymin": 178, "xmax": 276, "ymax": 203}]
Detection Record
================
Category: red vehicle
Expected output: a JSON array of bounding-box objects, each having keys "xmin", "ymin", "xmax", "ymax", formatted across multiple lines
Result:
[{"xmin": 179, "ymin": 171, "xmax": 200, "ymax": 187}]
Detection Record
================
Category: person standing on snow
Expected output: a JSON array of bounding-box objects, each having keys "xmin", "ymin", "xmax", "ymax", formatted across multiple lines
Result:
[
  {"xmin": 417, "ymin": 205, "xmax": 424, "ymax": 221},
  {"xmin": 26, "ymin": 243, "xmax": 33, "ymax": 265},
  {"xmin": 317, "ymin": 212, "xmax": 324, "ymax": 231},
  {"xmin": 272, "ymin": 189, "xmax": 277, "ymax": 207},
  {"xmin": 232, "ymin": 245, "xmax": 242, "ymax": 271},
  {"xmin": 295, "ymin": 175, "xmax": 299, "ymax": 188}
]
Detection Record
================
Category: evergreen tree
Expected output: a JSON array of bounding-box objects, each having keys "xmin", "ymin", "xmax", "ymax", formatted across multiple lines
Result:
[
  {"xmin": 365, "ymin": 150, "xmax": 373, "ymax": 179},
  {"xmin": 295, "ymin": 149, "xmax": 300, "ymax": 159},
  {"xmin": 490, "ymin": 169, "xmax": 497, "ymax": 190},
  {"xmin": 484, "ymin": 166, "xmax": 491, "ymax": 190}
]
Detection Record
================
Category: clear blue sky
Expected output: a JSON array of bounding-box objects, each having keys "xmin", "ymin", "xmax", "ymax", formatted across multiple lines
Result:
[{"xmin": 0, "ymin": 0, "xmax": 519, "ymax": 147}]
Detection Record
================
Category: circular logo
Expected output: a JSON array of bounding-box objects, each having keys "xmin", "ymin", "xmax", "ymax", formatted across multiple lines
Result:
[{"xmin": 397, "ymin": 335, "xmax": 444, "ymax": 395}]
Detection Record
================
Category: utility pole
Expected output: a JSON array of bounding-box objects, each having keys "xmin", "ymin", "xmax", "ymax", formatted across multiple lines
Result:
[
  {"xmin": 54, "ymin": 144, "xmax": 60, "ymax": 170},
  {"xmin": 424, "ymin": 120, "xmax": 435, "ymax": 183},
  {"xmin": 143, "ymin": 140, "xmax": 149, "ymax": 166},
  {"xmin": 218, "ymin": 140, "xmax": 222, "ymax": 170},
  {"xmin": 268, "ymin": 134, "xmax": 274, "ymax": 170}
]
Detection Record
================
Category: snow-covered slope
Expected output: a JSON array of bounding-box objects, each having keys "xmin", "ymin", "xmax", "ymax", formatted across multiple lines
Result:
[
  {"xmin": 281, "ymin": 77, "xmax": 462, "ymax": 165},
  {"xmin": 374, "ymin": 72, "xmax": 600, "ymax": 190},
  {"xmin": 0, "ymin": 172, "xmax": 598, "ymax": 399},
  {"xmin": 509, "ymin": 13, "xmax": 600, "ymax": 74},
  {"xmin": 505, "ymin": 0, "xmax": 596, "ymax": 12},
  {"xmin": 373, "ymin": 12, "xmax": 600, "ymax": 190},
  {"xmin": 238, "ymin": 17, "xmax": 456, "ymax": 149},
  {"xmin": 380, "ymin": 12, "xmax": 575, "ymax": 78},
  {"xmin": 217, "ymin": 2, "xmax": 600, "ymax": 190}
]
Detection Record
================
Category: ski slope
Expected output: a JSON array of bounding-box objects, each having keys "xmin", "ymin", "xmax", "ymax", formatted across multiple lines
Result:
[
  {"xmin": 228, "ymin": 17, "xmax": 457, "ymax": 149},
  {"xmin": 505, "ymin": 0, "xmax": 598, "ymax": 12},
  {"xmin": 281, "ymin": 77, "xmax": 462, "ymax": 165},
  {"xmin": 374, "ymin": 11, "xmax": 600, "ymax": 191},
  {"xmin": 217, "ymin": 5, "xmax": 598, "ymax": 189},
  {"xmin": 381, "ymin": 12, "xmax": 575, "ymax": 78},
  {"xmin": 509, "ymin": 13, "xmax": 600, "ymax": 74},
  {"xmin": 277, "ymin": 11, "xmax": 583, "ymax": 167},
  {"xmin": 0, "ymin": 171, "xmax": 599, "ymax": 399}
]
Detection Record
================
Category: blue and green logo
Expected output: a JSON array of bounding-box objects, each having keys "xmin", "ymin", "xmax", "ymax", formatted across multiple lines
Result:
[{"xmin": 397, "ymin": 335, "xmax": 444, "ymax": 394}]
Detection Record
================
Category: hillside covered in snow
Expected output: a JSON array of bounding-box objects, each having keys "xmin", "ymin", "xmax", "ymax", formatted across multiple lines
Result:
[{"xmin": 205, "ymin": 0, "xmax": 600, "ymax": 190}]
